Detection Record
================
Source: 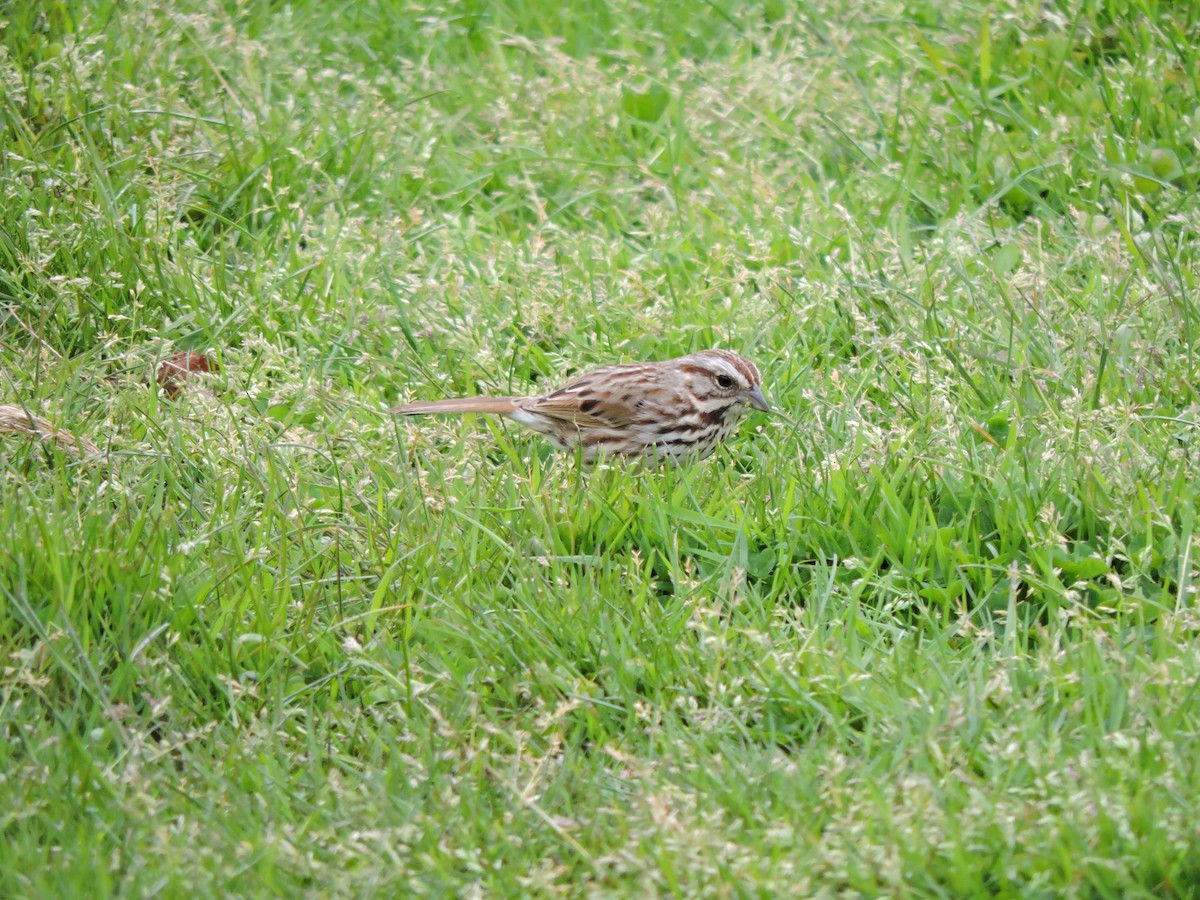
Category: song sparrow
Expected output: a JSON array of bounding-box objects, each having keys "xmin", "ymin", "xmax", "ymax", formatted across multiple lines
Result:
[{"xmin": 392, "ymin": 349, "xmax": 768, "ymax": 462}]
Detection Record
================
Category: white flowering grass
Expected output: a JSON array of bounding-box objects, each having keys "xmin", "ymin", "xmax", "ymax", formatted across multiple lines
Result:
[{"xmin": 2, "ymin": 0, "xmax": 1200, "ymax": 894}]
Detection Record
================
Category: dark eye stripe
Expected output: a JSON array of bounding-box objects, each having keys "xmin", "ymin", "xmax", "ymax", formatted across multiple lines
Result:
[{"xmin": 697, "ymin": 350, "xmax": 760, "ymax": 386}]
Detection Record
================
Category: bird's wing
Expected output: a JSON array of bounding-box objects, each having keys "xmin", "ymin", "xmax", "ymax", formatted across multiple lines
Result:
[
  {"xmin": 521, "ymin": 392, "xmax": 636, "ymax": 428},
  {"xmin": 520, "ymin": 361, "xmax": 660, "ymax": 428}
]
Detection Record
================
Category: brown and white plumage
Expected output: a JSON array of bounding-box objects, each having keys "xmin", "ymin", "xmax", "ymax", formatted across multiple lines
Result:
[{"xmin": 392, "ymin": 349, "xmax": 768, "ymax": 463}]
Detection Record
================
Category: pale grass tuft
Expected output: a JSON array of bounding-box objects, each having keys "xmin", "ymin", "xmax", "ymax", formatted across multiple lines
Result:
[{"xmin": 0, "ymin": 405, "xmax": 98, "ymax": 456}]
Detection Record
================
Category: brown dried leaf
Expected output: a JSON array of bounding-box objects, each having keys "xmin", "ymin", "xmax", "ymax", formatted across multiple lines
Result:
[{"xmin": 157, "ymin": 351, "xmax": 218, "ymax": 399}]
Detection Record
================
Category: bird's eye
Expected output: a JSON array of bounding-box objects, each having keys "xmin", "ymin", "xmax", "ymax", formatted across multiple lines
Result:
[{"xmin": 716, "ymin": 375, "xmax": 734, "ymax": 389}]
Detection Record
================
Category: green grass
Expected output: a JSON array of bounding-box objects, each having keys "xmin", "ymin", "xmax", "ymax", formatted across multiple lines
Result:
[{"xmin": 3, "ymin": 0, "xmax": 1200, "ymax": 894}]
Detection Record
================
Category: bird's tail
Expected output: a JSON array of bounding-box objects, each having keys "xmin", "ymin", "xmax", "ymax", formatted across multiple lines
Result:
[{"xmin": 391, "ymin": 396, "xmax": 520, "ymax": 416}]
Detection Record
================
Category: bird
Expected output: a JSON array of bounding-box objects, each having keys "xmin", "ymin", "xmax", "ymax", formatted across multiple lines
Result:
[{"xmin": 391, "ymin": 349, "xmax": 768, "ymax": 463}]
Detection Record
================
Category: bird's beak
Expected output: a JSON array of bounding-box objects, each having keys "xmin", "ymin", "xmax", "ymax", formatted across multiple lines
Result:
[{"xmin": 745, "ymin": 386, "xmax": 770, "ymax": 412}]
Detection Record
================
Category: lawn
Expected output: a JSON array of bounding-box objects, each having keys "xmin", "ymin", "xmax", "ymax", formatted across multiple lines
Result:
[{"xmin": 3, "ymin": 0, "xmax": 1200, "ymax": 895}]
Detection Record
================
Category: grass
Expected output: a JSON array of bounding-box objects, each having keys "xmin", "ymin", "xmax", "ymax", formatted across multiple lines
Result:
[{"xmin": 3, "ymin": 0, "xmax": 1200, "ymax": 894}]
